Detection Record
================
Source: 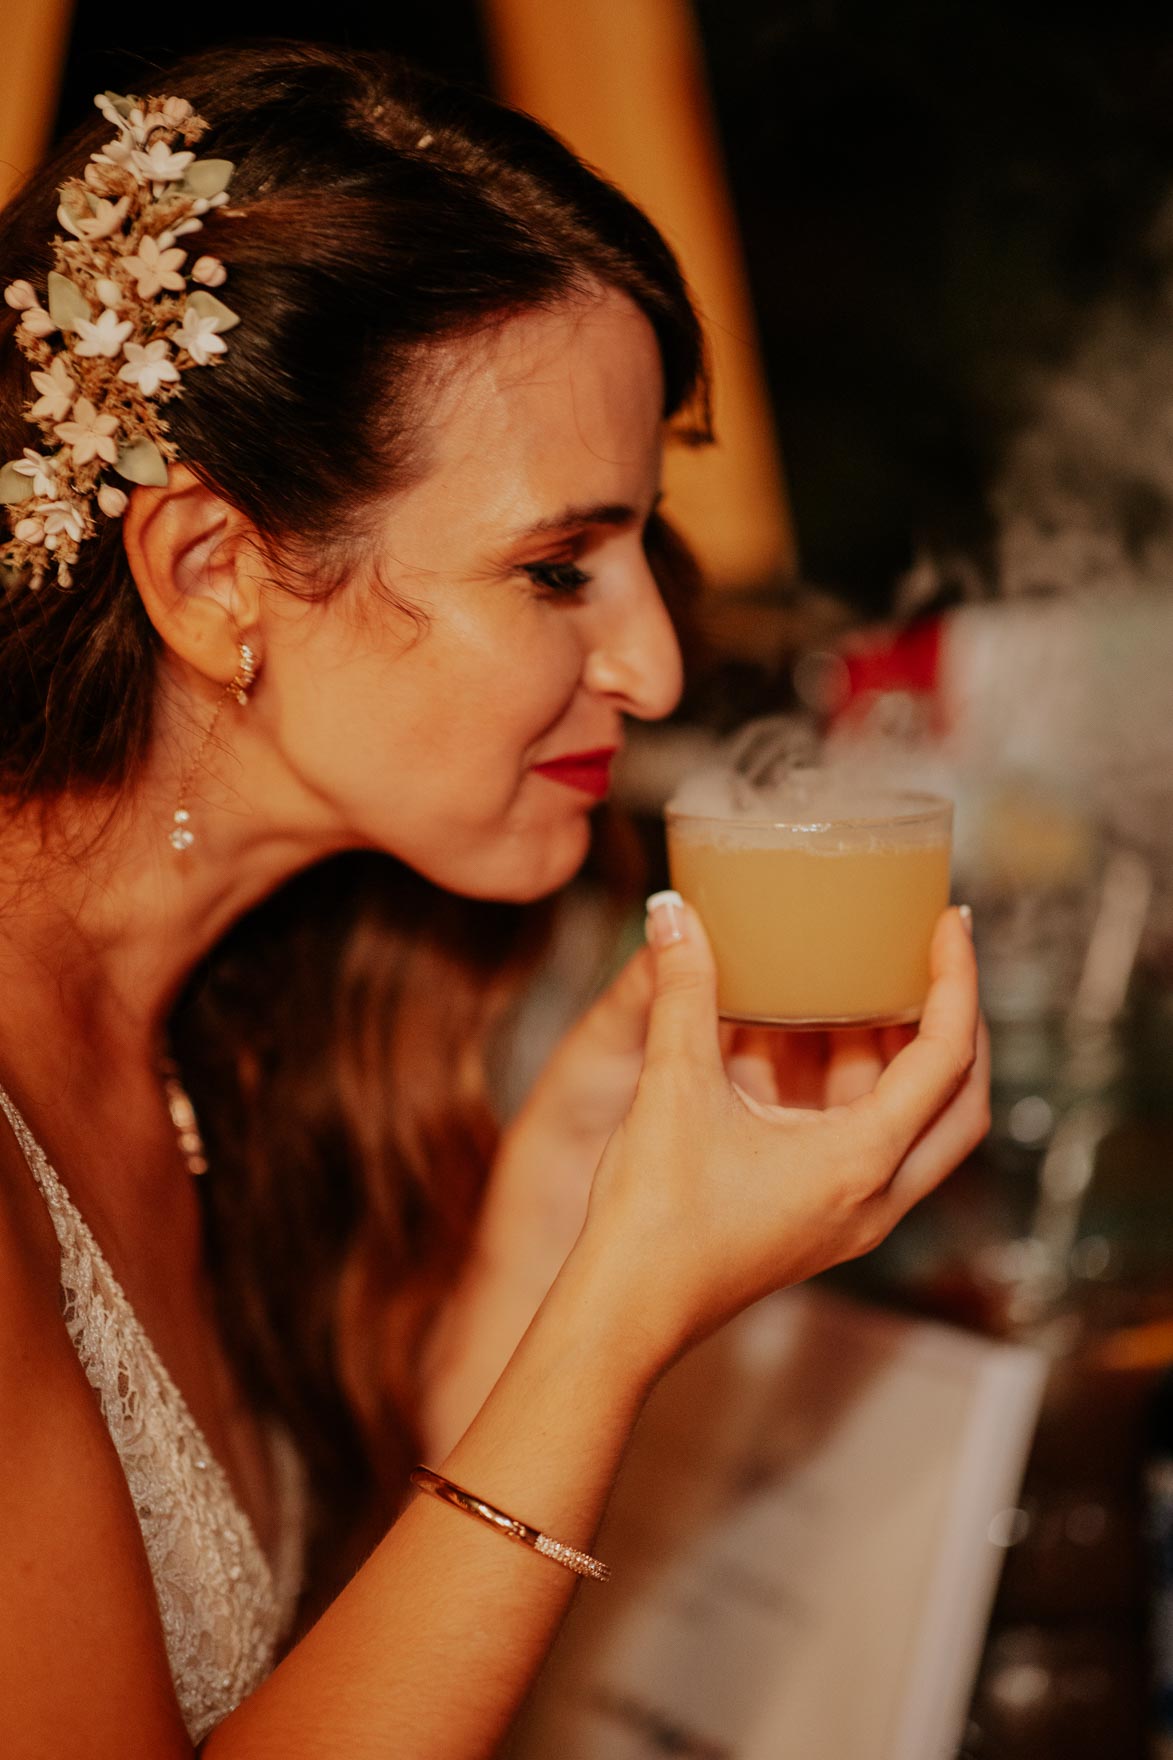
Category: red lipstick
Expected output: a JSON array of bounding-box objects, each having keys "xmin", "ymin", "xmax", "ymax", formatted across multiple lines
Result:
[{"xmin": 531, "ymin": 747, "xmax": 618, "ymax": 800}]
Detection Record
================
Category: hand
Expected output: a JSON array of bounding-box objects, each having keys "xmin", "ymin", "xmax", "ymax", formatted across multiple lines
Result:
[
  {"xmin": 578, "ymin": 899, "xmax": 989, "ymax": 1364},
  {"xmin": 474, "ymin": 944, "xmax": 655, "ymax": 1299},
  {"xmin": 418, "ymin": 946, "xmax": 657, "ymax": 1455},
  {"xmin": 476, "ymin": 942, "xmax": 961, "ymax": 1295},
  {"xmin": 722, "ymin": 1019, "xmax": 923, "ymax": 1111}
]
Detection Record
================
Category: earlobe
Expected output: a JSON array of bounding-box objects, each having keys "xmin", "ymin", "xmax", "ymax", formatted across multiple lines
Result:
[{"xmin": 121, "ymin": 464, "xmax": 263, "ymax": 686}]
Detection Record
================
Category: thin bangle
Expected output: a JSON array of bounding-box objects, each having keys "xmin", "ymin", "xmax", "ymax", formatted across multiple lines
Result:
[{"xmin": 409, "ymin": 1467, "xmax": 611, "ymax": 1583}]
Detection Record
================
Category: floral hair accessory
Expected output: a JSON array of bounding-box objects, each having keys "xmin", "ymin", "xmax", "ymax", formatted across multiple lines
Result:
[{"xmin": 1, "ymin": 92, "xmax": 240, "ymax": 589}]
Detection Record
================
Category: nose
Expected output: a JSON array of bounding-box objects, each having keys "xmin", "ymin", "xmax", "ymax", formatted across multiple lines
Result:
[{"xmin": 581, "ymin": 556, "xmax": 685, "ymax": 721}]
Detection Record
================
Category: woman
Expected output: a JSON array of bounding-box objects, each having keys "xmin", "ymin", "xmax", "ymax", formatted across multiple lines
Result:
[{"xmin": 0, "ymin": 41, "xmax": 988, "ymax": 1758}]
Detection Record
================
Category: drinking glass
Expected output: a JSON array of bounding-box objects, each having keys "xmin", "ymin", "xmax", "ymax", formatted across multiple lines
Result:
[{"xmin": 665, "ymin": 787, "xmax": 953, "ymax": 1027}]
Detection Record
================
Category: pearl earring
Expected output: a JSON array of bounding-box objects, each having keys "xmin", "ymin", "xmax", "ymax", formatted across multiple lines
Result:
[{"xmin": 169, "ymin": 641, "xmax": 260, "ymax": 853}]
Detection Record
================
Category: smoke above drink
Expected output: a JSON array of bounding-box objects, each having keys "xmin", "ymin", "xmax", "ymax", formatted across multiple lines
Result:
[{"xmin": 667, "ymin": 716, "xmax": 948, "ymax": 847}]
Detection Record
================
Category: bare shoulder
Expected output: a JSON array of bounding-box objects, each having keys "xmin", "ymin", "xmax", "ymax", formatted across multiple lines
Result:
[{"xmin": 0, "ymin": 1118, "xmax": 191, "ymax": 1757}]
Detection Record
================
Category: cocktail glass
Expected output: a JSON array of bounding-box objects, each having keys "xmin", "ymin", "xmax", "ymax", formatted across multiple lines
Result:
[{"xmin": 665, "ymin": 786, "xmax": 953, "ymax": 1027}]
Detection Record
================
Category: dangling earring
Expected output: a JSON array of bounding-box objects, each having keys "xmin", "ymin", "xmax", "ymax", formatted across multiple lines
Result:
[{"xmin": 169, "ymin": 641, "xmax": 260, "ymax": 852}]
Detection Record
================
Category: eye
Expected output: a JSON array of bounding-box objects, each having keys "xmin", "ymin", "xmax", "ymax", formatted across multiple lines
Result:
[{"xmin": 522, "ymin": 559, "xmax": 592, "ymax": 597}]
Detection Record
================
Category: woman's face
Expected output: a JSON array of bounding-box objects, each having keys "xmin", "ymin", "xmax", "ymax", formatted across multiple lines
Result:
[{"xmin": 256, "ymin": 288, "xmax": 683, "ymax": 900}]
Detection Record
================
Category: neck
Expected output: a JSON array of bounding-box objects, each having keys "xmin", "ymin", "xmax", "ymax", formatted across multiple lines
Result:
[{"xmin": 0, "ymin": 687, "xmax": 355, "ymax": 1080}]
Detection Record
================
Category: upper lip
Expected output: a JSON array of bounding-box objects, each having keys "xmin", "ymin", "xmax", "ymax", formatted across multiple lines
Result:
[{"xmin": 533, "ymin": 745, "xmax": 620, "ymax": 767}]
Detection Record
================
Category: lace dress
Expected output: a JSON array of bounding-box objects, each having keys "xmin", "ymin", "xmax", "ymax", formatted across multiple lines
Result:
[{"xmin": 0, "ymin": 1081, "xmax": 307, "ymax": 1745}]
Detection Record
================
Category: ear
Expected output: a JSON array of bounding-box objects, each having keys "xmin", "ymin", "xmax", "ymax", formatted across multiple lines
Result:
[{"xmin": 121, "ymin": 464, "xmax": 264, "ymax": 686}]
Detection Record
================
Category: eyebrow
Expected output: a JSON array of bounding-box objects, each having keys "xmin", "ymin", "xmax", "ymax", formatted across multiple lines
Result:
[{"xmin": 507, "ymin": 491, "xmax": 664, "ymax": 543}]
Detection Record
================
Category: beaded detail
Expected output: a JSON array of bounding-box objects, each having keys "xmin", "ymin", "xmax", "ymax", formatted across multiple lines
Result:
[
  {"xmin": 0, "ymin": 1081, "xmax": 306, "ymax": 1742},
  {"xmin": 534, "ymin": 1533, "xmax": 612, "ymax": 1581}
]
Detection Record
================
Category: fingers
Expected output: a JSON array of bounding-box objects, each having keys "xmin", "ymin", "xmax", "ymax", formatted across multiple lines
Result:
[
  {"xmin": 853, "ymin": 907, "xmax": 980, "ymax": 1165},
  {"xmin": 878, "ymin": 1021, "xmax": 917, "ymax": 1064},
  {"xmin": 642, "ymin": 892, "xmax": 722, "ymax": 1072},
  {"xmin": 823, "ymin": 1029, "xmax": 885, "ymax": 1108},
  {"xmin": 882, "ymin": 1014, "xmax": 992, "ymax": 1216},
  {"xmin": 725, "ymin": 1033, "xmax": 781, "ymax": 1105}
]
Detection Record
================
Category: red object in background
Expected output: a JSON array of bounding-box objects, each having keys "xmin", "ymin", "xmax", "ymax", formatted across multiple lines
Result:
[{"xmin": 836, "ymin": 615, "xmax": 947, "ymax": 731}]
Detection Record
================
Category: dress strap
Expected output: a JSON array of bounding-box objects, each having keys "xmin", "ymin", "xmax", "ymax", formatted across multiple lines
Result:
[{"xmin": 0, "ymin": 1079, "xmax": 72, "ymax": 1215}]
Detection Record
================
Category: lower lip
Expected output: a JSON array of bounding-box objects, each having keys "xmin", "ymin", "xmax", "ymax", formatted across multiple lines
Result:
[{"xmin": 531, "ymin": 755, "xmax": 615, "ymax": 799}]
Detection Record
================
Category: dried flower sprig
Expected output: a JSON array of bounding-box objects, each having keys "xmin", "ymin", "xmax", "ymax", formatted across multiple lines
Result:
[{"xmin": 1, "ymin": 92, "xmax": 240, "ymax": 590}]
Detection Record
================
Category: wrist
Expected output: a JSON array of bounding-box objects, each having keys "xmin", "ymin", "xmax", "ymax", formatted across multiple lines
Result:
[
  {"xmin": 540, "ymin": 1223, "xmax": 668, "ymax": 1407},
  {"xmin": 475, "ymin": 1117, "xmax": 596, "ymax": 1293}
]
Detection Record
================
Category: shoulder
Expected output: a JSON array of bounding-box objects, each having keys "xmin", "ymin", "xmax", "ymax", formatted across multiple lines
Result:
[{"xmin": 0, "ymin": 1109, "xmax": 189, "ymax": 1754}]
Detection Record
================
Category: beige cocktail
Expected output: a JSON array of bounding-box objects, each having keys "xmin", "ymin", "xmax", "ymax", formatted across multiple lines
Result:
[{"xmin": 666, "ymin": 790, "xmax": 953, "ymax": 1026}]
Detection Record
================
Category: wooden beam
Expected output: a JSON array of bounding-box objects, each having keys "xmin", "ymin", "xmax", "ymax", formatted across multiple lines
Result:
[
  {"xmin": 0, "ymin": 0, "xmax": 74, "ymax": 212},
  {"xmin": 482, "ymin": 0, "xmax": 797, "ymax": 590}
]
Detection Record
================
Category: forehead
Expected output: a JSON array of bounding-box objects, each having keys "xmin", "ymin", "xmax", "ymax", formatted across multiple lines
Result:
[{"xmin": 412, "ymin": 289, "xmax": 665, "ymax": 539}]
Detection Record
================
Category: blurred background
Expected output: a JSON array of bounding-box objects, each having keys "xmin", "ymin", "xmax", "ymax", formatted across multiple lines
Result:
[{"xmin": 5, "ymin": 4, "xmax": 1172, "ymax": 1756}]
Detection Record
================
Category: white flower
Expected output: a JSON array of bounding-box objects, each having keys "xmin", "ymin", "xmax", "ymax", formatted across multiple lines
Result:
[
  {"xmin": 13, "ymin": 516, "xmax": 44, "ymax": 544},
  {"xmin": 131, "ymin": 140, "xmax": 194, "ymax": 189},
  {"xmin": 118, "ymin": 339, "xmax": 180, "ymax": 396},
  {"xmin": 12, "ymin": 449, "xmax": 57, "ymax": 498},
  {"xmin": 42, "ymin": 501, "xmax": 86, "ymax": 546},
  {"xmin": 29, "ymin": 356, "xmax": 76, "ymax": 423},
  {"xmin": 160, "ymin": 97, "xmax": 194, "ymax": 129},
  {"xmin": 95, "ymin": 277, "xmax": 123, "ymax": 309},
  {"xmin": 56, "ymin": 193, "xmax": 130, "ymax": 241},
  {"xmin": 191, "ymin": 255, "xmax": 227, "ymax": 288},
  {"xmin": 94, "ymin": 94, "xmax": 128, "ymax": 130},
  {"xmin": 4, "ymin": 280, "xmax": 36, "ymax": 311},
  {"xmin": 170, "ymin": 217, "xmax": 204, "ymax": 240},
  {"xmin": 97, "ymin": 483, "xmax": 129, "ymax": 517},
  {"xmin": 124, "ymin": 234, "xmax": 187, "ymax": 299},
  {"xmin": 175, "ymin": 307, "xmax": 228, "ymax": 367},
  {"xmin": 54, "ymin": 397, "xmax": 120, "ymax": 467},
  {"xmin": 174, "ymin": 306, "xmax": 227, "ymax": 367},
  {"xmin": 93, "ymin": 137, "xmax": 136, "ymax": 174},
  {"xmin": 83, "ymin": 160, "xmax": 122, "ymax": 193},
  {"xmin": 20, "ymin": 306, "xmax": 57, "ymax": 339},
  {"xmin": 74, "ymin": 308, "xmax": 133, "ymax": 358},
  {"xmin": 137, "ymin": 108, "xmax": 168, "ymax": 138}
]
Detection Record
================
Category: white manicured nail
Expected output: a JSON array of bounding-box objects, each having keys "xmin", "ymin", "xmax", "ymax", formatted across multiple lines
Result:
[{"xmin": 645, "ymin": 889, "xmax": 686, "ymax": 948}]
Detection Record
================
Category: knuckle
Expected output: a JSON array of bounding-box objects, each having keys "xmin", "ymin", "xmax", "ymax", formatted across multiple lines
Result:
[
  {"xmin": 846, "ymin": 1207, "xmax": 890, "ymax": 1261},
  {"xmin": 926, "ymin": 1026, "xmax": 975, "ymax": 1095},
  {"xmin": 655, "ymin": 965, "xmax": 711, "ymax": 1004},
  {"xmin": 853, "ymin": 1102, "xmax": 903, "ymax": 1177},
  {"xmin": 969, "ymin": 1097, "xmax": 993, "ymax": 1148},
  {"xmin": 944, "ymin": 1044, "xmax": 975, "ymax": 1093},
  {"xmin": 638, "ymin": 1057, "xmax": 707, "ymax": 1108}
]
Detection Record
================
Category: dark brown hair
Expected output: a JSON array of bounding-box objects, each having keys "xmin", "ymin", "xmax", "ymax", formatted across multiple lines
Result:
[{"xmin": 0, "ymin": 40, "xmax": 708, "ymax": 1603}]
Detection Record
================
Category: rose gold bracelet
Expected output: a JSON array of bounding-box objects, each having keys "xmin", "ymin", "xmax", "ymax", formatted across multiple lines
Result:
[{"xmin": 409, "ymin": 1467, "xmax": 611, "ymax": 1583}]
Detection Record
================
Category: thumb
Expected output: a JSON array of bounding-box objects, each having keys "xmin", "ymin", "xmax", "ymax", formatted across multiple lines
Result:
[{"xmin": 642, "ymin": 890, "xmax": 723, "ymax": 1072}]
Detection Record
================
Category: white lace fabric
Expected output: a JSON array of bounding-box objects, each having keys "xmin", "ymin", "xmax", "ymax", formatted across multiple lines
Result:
[{"xmin": 0, "ymin": 1081, "xmax": 307, "ymax": 1745}]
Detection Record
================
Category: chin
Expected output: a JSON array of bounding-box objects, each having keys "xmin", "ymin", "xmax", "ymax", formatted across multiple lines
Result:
[{"xmin": 442, "ymin": 813, "xmax": 594, "ymax": 905}]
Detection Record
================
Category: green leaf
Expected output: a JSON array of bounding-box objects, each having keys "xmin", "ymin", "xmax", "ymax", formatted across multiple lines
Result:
[
  {"xmin": 114, "ymin": 439, "xmax": 168, "ymax": 487},
  {"xmin": 187, "ymin": 290, "xmax": 240, "ymax": 333},
  {"xmin": 46, "ymin": 272, "xmax": 90, "ymax": 333},
  {"xmin": 0, "ymin": 463, "xmax": 34, "ymax": 505},
  {"xmin": 181, "ymin": 159, "xmax": 235, "ymax": 200}
]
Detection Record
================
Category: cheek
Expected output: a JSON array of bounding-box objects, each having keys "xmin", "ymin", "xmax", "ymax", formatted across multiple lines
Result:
[
  {"xmin": 285, "ymin": 621, "xmax": 580, "ymax": 814},
  {"xmin": 425, "ymin": 622, "xmax": 583, "ymax": 776}
]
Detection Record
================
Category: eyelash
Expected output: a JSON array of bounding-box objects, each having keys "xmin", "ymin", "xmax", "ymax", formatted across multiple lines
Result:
[{"xmin": 522, "ymin": 560, "xmax": 592, "ymax": 597}]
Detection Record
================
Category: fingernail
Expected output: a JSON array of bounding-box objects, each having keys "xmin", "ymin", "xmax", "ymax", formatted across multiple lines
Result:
[
  {"xmin": 645, "ymin": 889, "xmax": 686, "ymax": 948},
  {"xmin": 958, "ymin": 903, "xmax": 973, "ymax": 935}
]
